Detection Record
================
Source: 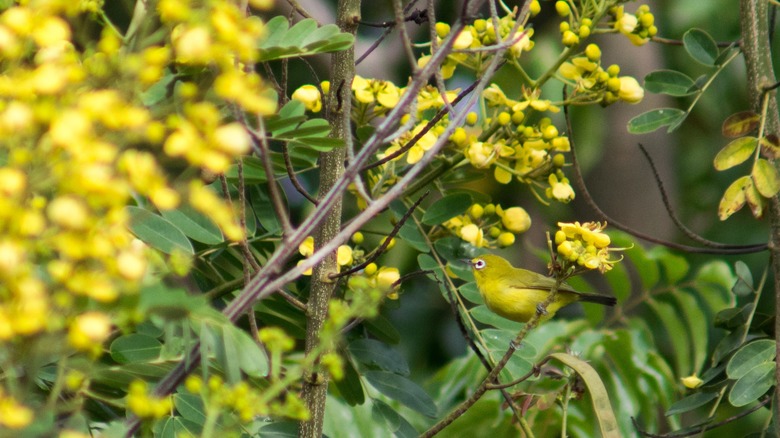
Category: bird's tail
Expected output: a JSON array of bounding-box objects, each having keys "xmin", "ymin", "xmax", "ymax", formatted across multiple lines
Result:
[{"xmin": 579, "ymin": 293, "xmax": 617, "ymax": 306}]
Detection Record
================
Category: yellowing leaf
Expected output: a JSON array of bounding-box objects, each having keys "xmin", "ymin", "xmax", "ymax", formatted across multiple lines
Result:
[
  {"xmin": 752, "ymin": 158, "xmax": 780, "ymax": 197},
  {"xmin": 745, "ymin": 180, "xmax": 765, "ymax": 218},
  {"xmin": 714, "ymin": 137, "xmax": 757, "ymax": 171},
  {"xmin": 760, "ymin": 134, "xmax": 780, "ymax": 159},
  {"xmin": 722, "ymin": 111, "xmax": 759, "ymax": 138},
  {"xmin": 718, "ymin": 176, "xmax": 751, "ymax": 220}
]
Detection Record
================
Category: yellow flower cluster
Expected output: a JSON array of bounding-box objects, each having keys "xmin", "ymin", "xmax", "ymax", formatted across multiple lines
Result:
[
  {"xmin": 453, "ymin": 88, "xmax": 576, "ymax": 202},
  {"xmin": 126, "ymin": 380, "xmax": 173, "ymax": 420},
  {"xmin": 184, "ymin": 374, "xmax": 310, "ymax": 422},
  {"xmin": 554, "ymin": 221, "xmax": 618, "ymax": 273},
  {"xmin": 0, "ymin": 1, "xmax": 268, "ymax": 419},
  {"xmin": 164, "ymin": 101, "xmax": 253, "ymax": 174},
  {"xmin": 444, "ymin": 203, "xmax": 532, "ymax": 248},
  {"xmin": 559, "ymin": 46, "xmax": 644, "ymax": 105},
  {"xmin": 351, "ymin": 75, "xmax": 403, "ymax": 121},
  {"xmin": 610, "ymin": 5, "xmax": 657, "ymax": 46},
  {"xmin": 423, "ymin": 14, "xmax": 534, "ymax": 79}
]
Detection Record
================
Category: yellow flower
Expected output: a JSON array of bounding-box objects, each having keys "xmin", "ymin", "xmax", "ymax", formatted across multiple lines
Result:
[
  {"xmin": 299, "ymin": 236, "xmax": 314, "ymax": 256},
  {"xmin": 173, "ymin": 26, "xmax": 213, "ymax": 64},
  {"xmin": 618, "ymin": 76, "xmax": 644, "ymax": 103},
  {"xmin": 0, "ymin": 394, "xmax": 33, "ymax": 429},
  {"xmin": 68, "ymin": 311, "xmax": 112, "ymax": 353},
  {"xmin": 500, "ymin": 207, "xmax": 532, "ymax": 233},
  {"xmin": 0, "ymin": 167, "xmax": 26, "ymax": 198},
  {"xmin": 47, "ymin": 196, "xmax": 89, "ymax": 230},
  {"xmin": 681, "ymin": 374, "xmax": 703, "ymax": 389},
  {"xmin": 376, "ymin": 266, "xmax": 400, "ymax": 292},
  {"xmin": 292, "ymin": 84, "xmax": 322, "ymax": 112},
  {"xmin": 453, "ymin": 29, "xmax": 473, "ymax": 50},
  {"xmin": 460, "ymin": 223, "xmax": 484, "ymax": 247},
  {"xmin": 337, "ymin": 245, "xmax": 353, "ymax": 266},
  {"xmin": 212, "ymin": 122, "xmax": 251, "ymax": 155},
  {"xmin": 615, "ymin": 12, "xmax": 638, "ymax": 35}
]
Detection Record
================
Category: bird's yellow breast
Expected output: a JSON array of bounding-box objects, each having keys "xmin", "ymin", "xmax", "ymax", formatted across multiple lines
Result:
[{"xmin": 480, "ymin": 282, "xmax": 579, "ymax": 323}]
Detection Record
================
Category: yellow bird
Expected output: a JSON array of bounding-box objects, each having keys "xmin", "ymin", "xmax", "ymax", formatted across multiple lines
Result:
[{"xmin": 466, "ymin": 254, "xmax": 617, "ymax": 323}]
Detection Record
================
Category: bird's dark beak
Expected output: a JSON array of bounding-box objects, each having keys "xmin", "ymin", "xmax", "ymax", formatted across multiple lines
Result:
[{"xmin": 459, "ymin": 258, "xmax": 473, "ymax": 267}]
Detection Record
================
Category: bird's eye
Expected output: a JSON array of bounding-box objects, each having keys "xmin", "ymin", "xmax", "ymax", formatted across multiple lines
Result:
[{"xmin": 474, "ymin": 259, "xmax": 486, "ymax": 270}]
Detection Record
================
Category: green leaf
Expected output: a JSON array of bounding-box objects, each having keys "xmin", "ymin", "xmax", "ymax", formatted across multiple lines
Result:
[
  {"xmin": 732, "ymin": 261, "xmax": 754, "ymax": 296},
  {"xmin": 333, "ymin": 355, "xmax": 365, "ymax": 406},
  {"xmin": 371, "ymin": 400, "xmax": 418, "ymax": 438},
  {"xmin": 646, "ymin": 298, "xmax": 690, "ymax": 377},
  {"xmin": 348, "ymin": 339, "xmax": 410, "ymax": 375},
  {"xmin": 549, "ymin": 353, "xmax": 620, "ymax": 438},
  {"xmin": 161, "ymin": 205, "xmax": 223, "ymax": 245},
  {"xmin": 470, "ymin": 305, "xmax": 523, "ymax": 332},
  {"xmin": 109, "ymin": 334, "xmax": 162, "ymax": 364},
  {"xmin": 127, "ymin": 206, "xmax": 194, "ymax": 255},
  {"xmin": 258, "ymin": 17, "xmax": 354, "ymax": 61},
  {"xmin": 259, "ymin": 422, "xmax": 298, "ymax": 437},
  {"xmin": 722, "ymin": 112, "xmax": 760, "ymax": 138},
  {"xmin": 274, "ymin": 119, "xmax": 331, "ymax": 140},
  {"xmin": 364, "ymin": 314, "xmax": 401, "ymax": 344},
  {"xmin": 665, "ymin": 392, "xmax": 719, "ymax": 416},
  {"xmin": 459, "ymin": 282, "xmax": 482, "ymax": 304},
  {"xmin": 627, "ymin": 108, "xmax": 687, "ymax": 134},
  {"xmin": 648, "ymin": 246, "xmax": 689, "ymax": 285},
  {"xmin": 713, "ymin": 325, "xmax": 749, "ymax": 364},
  {"xmin": 644, "ymin": 70, "xmax": 697, "ymax": 96},
  {"xmin": 397, "ymin": 220, "xmax": 429, "ymax": 252},
  {"xmin": 683, "ymin": 28, "xmax": 719, "ymax": 66},
  {"xmin": 713, "ymin": 137, "xmax": 757, "ymax": 170},
  {"xmin": 752, "ymin": 158, "xmax": 780, "ymax": 197},
  {"xmin": 173, "ymin": 393, "xmax": 206, "ymax": 425},
  {"xmin": 727, "ymin": 339, "xmax": 776, "ymax": 379},
  {"xmin": 364, "ymin": 371, "xmax": 437, "ymax": 417},
  {"xmin": 157, "ymin": 416, "xmax": 202, "ymax": 438},
  {"xmin": 141, "ymin": 70, "xmax": 175, "ymax": 106},
  {"xmin": 729, "ymin": 361, "xmax": 775, "ymax": 406},
  {"xmin": 422, "ymin": 193, "xmax": 472, "ymax": 225},
  {"xmin": 222, "ymin": 324, "xmax": 269, "ymax": 379},
  {"xmin": 251, "ymin": 184, "xmax": 283, "ymax": 235},
  {"xmin": 718, "ymin": 176, "xmax": 752, "ymax": 220}
]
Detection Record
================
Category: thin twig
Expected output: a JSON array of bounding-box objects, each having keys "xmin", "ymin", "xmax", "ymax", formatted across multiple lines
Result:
[
  {"xmin": 563, "ymin": 89, "xmax": 767, "ymax": 255},
  {"xmin": 282, "ymin": 143, "xmax": 318, "ymax": 205},
  {"xmin": 631, "ymin": 396, "xmax": 770, "ymax": 438},
  {"xmin": 636, "ymin": 143, "xmax": 765, "ymax": 250},
  {"xmin": 392, "ymin": 0, "xmax": 420, "ymax": 71},
  {"xmin": 251, "ymin": 121, "xmax": 294, "ymax": 237},
  {"xmin": 284, "ymin": 0, "xmax": 317, "ymax": 22},
  {"xmin": 330, "ymin": 191, "xmax": 430, "ymax": 279},
  {"xmin": 355, "ymin": 0, "xmax": 422, "ymax": 65},
  {"xmin": 237, "ymin": 160, "xmax": 261, "ymax": 340},
  {"xmin": 651, "ymin": 35, "xmax": 739, "ymax": 47}
]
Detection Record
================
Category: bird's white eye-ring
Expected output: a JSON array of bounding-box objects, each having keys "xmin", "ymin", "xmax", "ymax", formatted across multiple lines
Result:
[{"xmin": 474, "ymin": 259, "xmax": 486, "ymax": 270}]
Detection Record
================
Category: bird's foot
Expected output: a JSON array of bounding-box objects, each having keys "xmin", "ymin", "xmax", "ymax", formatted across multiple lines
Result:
[{"xmin": 536, "ymin": 304, "xmax": 548, "ymax": 316}]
